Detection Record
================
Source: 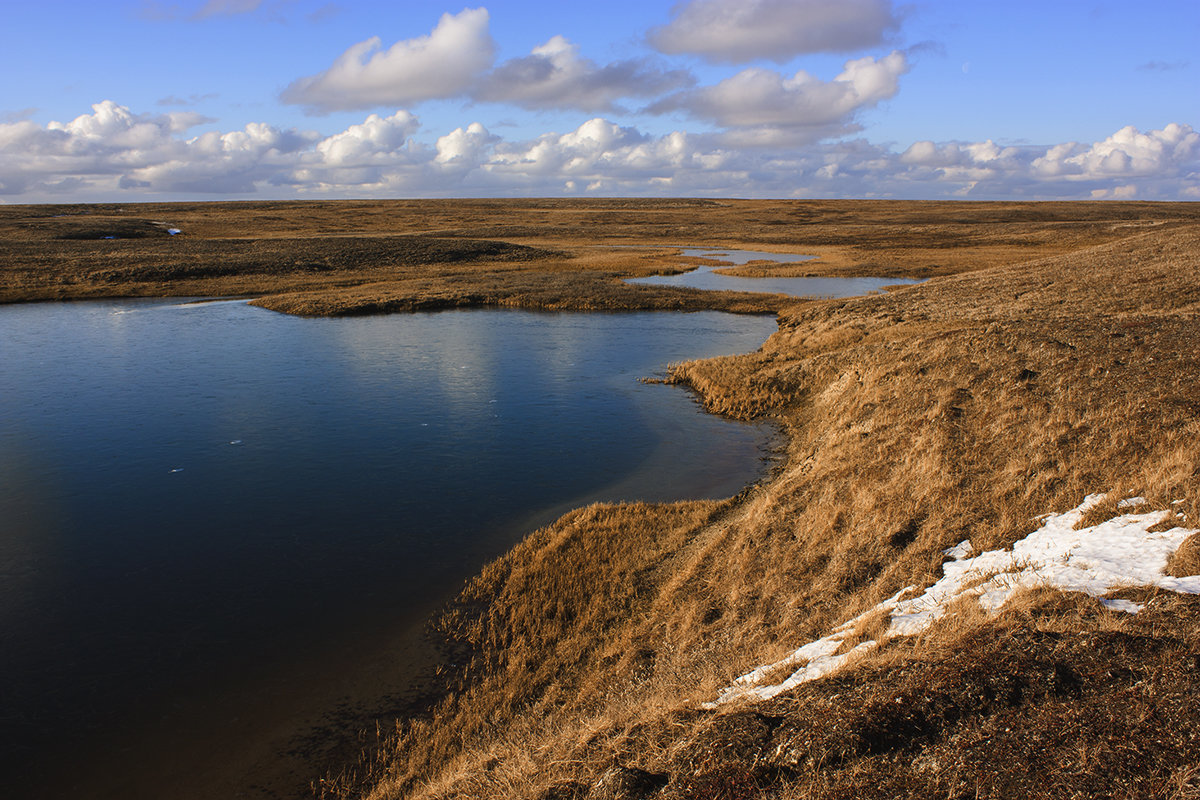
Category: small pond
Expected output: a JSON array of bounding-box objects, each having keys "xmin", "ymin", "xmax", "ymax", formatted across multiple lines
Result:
[
  {"xmin": 1, "ymin": 251, "xmax": 917, "ymax": 797},
  {"xmin": 627, "ymin": 247, "xmax": 919, "ymax": 297},
  {"xmin": 0, "ymin": 299, "xmax": 779, "ymax": 798}
]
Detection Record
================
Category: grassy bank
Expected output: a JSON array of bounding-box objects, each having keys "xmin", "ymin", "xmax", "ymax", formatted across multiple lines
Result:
[
  {"xmin": 319, "ymin": 211, "xmax": 1200, "ymax": 800},
  {"xmin": 5, "ymin": 199, "xmax": 1199, "ymax": 799}
]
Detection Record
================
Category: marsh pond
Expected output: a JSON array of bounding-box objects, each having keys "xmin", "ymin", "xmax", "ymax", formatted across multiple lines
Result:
[
  {"xmin": 0, "ymin": 254, "xmax": 914, "ymax": 798},
  {"xmin": 627, "ymin": 247, "xmax": 914, "ymax": 296}
]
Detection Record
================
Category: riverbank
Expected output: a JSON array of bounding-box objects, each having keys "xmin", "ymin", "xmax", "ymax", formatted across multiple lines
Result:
[{"xmin": 5, "ymin": 199, "xmax": 1200, "ymax": 799}]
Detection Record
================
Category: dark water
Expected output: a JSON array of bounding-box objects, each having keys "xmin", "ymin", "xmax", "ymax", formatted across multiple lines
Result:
[
  {"xmin": 0, "ymin": 299, "xmax": 780, "ymax": 797},
  {"xmin": 627, "ymin": 247, "xmax": 920, "ymax": 296}
]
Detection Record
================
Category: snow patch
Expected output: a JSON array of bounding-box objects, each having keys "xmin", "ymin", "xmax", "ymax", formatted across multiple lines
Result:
[
  {"xmin": 710, "ymin": 494, "xmax": 1200, "ymax": 707},
  {"xmin": 943, "ymin": 540, "xmax": 973, "ymax": 560},
  {"xmin": 1100, "ymin": 598, "xmax": 1145, "ymax": 614}
]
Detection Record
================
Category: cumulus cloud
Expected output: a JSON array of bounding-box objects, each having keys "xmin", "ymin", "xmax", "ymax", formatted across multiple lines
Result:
[
  {"xmin": 281, "ymin": 8, "xmax": 495, "ymax": 112},
  {"xmin": 287, "ymin": 111, "xmax": 426, "ymax": 191},
  {"xmin": 315, "ymin": 111, "xmax": 420, "ymax": 167},
  {"xmin": 487, "ymin": 118, "xmax": 649, "ymax": 179},
  {"xmin": 474, "ymin": 36, "xmax": 693, "ymax": 113},
  {"xmin": 1031, "ymin": 124, "xmax": 1200, "ymax": 179},
  {"xmin": 872, "ymin": 124, "xmax": 1200, "ymax": 198},
  {"xmin": 648, "ymin": 51, "xmax": 908, "ymax": 143},
  {"xmin": 0, "ymin": 101, "xmax": 314, "ymax": 196},
  {"xmin": 649, "ymin": 0, "xmax": 899, "ymax": 63},
  {"xmin": 436, "ymin": 122, "xmax": 495, "ymax": 168},
  {"xmin": 284, "ymin": 20, "xmax": 690, "ymax": 114},
  {"xmin": 2, "ymin": 102, "xmax": 1198, "ymax": 201}
]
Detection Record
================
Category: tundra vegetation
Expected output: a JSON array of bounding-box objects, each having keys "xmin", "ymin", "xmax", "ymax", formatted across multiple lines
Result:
[{"xmin": 3, "ymin": 199, "xmax": 1200, "ymax": 799}]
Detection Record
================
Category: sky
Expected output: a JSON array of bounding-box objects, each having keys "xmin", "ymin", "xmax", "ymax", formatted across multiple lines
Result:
[{"xmin": 1, "ymin": 0, "xmax": 1198, "ymax": 202}]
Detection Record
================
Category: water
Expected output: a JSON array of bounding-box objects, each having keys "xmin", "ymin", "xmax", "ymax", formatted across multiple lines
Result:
[
  {"xmin": 0, "ymin": 298, "xmax": 780, "ymax": 797},
  {"xmin": 627, "ymin": 247, "xmax": 919, "ymax": 296}
]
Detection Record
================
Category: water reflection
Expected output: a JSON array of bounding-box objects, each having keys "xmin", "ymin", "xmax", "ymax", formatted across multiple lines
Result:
[
  {"xmin": 627, "ymin": 247, "xmax": 920, "ymax": 297},
  {"xmin": 0, "ymin": 299, "xmax": 778, "ymax": 798}
]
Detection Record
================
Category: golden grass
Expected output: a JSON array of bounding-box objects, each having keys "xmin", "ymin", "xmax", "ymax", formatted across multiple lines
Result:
[
  {"xmin": 315, "ymin": 215, "xmax": 1200, "ymax": 800},
  {"xmin": 6, "ymin": 199, "xmax": 1200, "ymax": 798},
  {"xmin": 1168, "ymin": 533, "xmax": 1200, "ymax": 578},
  {"xmin": 5, "ymin": 199, "xmax": 1200, "ymax": 314}
]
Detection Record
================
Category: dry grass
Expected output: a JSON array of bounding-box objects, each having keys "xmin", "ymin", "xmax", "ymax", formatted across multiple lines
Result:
[
  {"xmin": 1168, "ymin": 534, "xmax": 1200, "ymax": 578},
  {"xmin": 5, "ymin": 199, "xmax": 1200, "ymax": 314},
  {"xmin": 6, "ymin": 199, "xmax": 1200, "ymax": 799},
  {"xmin": 312, "ymin": 214, "xmax": 1200, "ymax": 800}
]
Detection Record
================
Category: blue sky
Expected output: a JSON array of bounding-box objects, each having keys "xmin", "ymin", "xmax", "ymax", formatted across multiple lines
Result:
[{"xmin": 2, "ymin": 0, "xmax": 1197, "ymax": 201}]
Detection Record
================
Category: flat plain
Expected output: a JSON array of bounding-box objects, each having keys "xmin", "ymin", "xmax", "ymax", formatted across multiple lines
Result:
[{"xmin": 4, "ymin": 199, "xmax": 1200, "ymax": 800}]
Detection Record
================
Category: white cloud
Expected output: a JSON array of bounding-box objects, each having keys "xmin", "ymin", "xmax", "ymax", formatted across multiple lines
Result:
[
  {"xmin": 1032, "ymin": 123, "xmax": 1200, "ymax": 179},
  {"xmin": 288, "ymin": 113, "xmax": 429, "ymax": 193},
  {"xmin": 127, "ymin": 122, "xmax": 316, "ymax": 194},
  {"xmin": 477, "ymin": 120, "xmax": 749, "ymax": 195},
  {"xmin": 648, "ymin": 51, "xmax": 908, "ymax": 143},
  {"xmin": 1091, "ymin": 184, "xmax": 1138, "ymax": 199},
  {"xmin": 47, "ymin": 100, "xmax": 170, "ymax": 148},
  {"xmin": 900, "ymin": 139, "xmax": 1019, "ymax": 169},
  {"xmin": 435, "ymin": 122, "xmax": 495, "ymax": 167},
  {"xmin": 649, "ymin": 0, "xmax": 899, "ymax": 63},
  {"xmin": 487, "ymin": 118, "xmax": 648, "ymax": 177},
  {"xmin": 473, "ymin": 35, "xmax": 693, "ymax": 113},
  {"xmin": 880, "ymin": 124, "xmax": 1200, "ymax": 198},
  {"xmin": 1, "ymin": 101, "xmax": 315, "ymax": 196},
  {"xmin": 2, "ymin": 103, "xmax": 1198, "ymax": 201},
  {"xmin": 280, "ymin": 8, "xmax": 495, "ymax": 112},
  {"xmin": 315, "ymin": 111, "xmax": 420, "ymax": 167}
]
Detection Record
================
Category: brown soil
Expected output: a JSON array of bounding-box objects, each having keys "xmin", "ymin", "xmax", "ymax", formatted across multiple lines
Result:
[{"xmin": 5, "ymin": 199, "xmax": 1200, "ymax": 800}]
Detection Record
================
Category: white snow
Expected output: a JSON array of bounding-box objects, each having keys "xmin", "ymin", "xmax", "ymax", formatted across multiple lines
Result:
[
  {"xmin": 943, "ymin": 540, "xmax": 973, "ymax": 560},
  {"xmin": 709, "ymin": 493, "xmax": 1200, "ymax": 707},
  {"xmin": 1100, "ymin": 598, "xmax": 1145, "ymax": 613}
]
